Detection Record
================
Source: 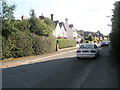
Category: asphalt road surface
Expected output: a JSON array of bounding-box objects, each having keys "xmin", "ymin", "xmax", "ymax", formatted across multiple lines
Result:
[{"xmin": 2, "ymin": 45, "xmax": 118, "ymax": 88}]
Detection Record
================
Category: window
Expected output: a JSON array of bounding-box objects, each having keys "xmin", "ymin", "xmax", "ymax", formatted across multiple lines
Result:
[{"xmin": 80, "ymin": 44, "xmax": 93, "ymax": 49}]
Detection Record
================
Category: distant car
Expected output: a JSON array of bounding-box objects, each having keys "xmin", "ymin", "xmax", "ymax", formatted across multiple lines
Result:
[
  {"xmin": 100, "ymin": 41, "xmax": 109, "ymax": 47},
  {"xmin": 76, "ymin": 43, "xmax": 100, "ymax": 59}
]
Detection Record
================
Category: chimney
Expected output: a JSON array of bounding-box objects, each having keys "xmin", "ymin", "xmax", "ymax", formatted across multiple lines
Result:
[
  {"xmin": 69, "ymin": 24, "xmax": 73, "ymax": 28},
  {"xmin": 65, "ymin": 18, "xmax": 68, "ymax": 25},
  {"xmin": 39, "ymin": 13, "xmax": 45, "ymax": 20},
  {"xmin": 51, "ymin": 14, "xmax": 54, "ymax": 21},
  {"xmin": 21, "ymin": 15, "xmax": 24, "ymax": 20}
]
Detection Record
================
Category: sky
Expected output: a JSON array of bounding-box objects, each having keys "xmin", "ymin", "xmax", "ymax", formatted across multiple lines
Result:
[{"xmin": 7, "ymin": 0, "xmax": 119, "ymax": 35}]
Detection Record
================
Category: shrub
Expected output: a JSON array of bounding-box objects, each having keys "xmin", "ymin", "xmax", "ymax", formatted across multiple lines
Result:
[
  {"xmin": 57, "ymin": 39, "xmax": 76, "ymax": 49},
  {"xmin": 47, "ymin": 36, "xmax": 56, "ymax": 53},
  {"xmin": 29, "ymin": 33, "xmax": 56, "ymax": 55},
  {"xmin": 2, "ymin": 31, "xmax": 34, "ymax": 59},
  {"xmin": 14, "ymin": 19, "xmax": 30, "ymax": 32},
  {"xmin": 2, "ymin": 20, "xmax": 18, "ymax": 38},
  {"xmin": 29, "ymin": 18, "xmax": 53, "ymax": 36},
  {"xmin": 110, "ymin": 1, "xmax": 120, "ymax": 59},
  {"xmin": 2, "ymin": 36, "xmax": 16, "ymax": 59},
  {"xmin": 2, "ymin": 32, "xmax": 56, "ymax": 59},
  {"xmin": 109, "ymin": 31, "xmax": 120, "ymax": 58},
  {"xmin": 13, "ymin": 31, "xmax": 34, "ymax": 57},
  {"xmin": 0, "ymin": 35, "xmax": 2, "ymax": 60}
]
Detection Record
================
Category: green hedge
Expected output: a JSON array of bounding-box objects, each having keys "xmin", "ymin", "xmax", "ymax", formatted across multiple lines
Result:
[
  {"xmin": 109, "ymin": 31, "xmax": 120, "ymax": 58},
  {"xmin": 2, "ymin": 31, "xmax": 34, "ymax": 59},
  {"xmin": 29, "ymin": 34, "xmax": 56, "ymax": 55},
  {"xmin": 57, "ymin": 39, "xmax": 76, "ymax": 49},
  {"xmin": 110, "ymin": 1, "xmax": 120, "ymax": 59},
  {"xmin": 2, "ymin": 31, "xmax": 56, "ymax": 59}
]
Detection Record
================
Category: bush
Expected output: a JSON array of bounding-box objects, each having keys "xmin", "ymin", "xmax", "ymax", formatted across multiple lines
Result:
[
  {"xmin": 14, "ymin": 19, "xmax": 30, "ymax": 32},
  {"xmin": 0, "ymin": 35, "xmax": 2, "ymax": 60},
  {"xmin": 29, "ymin": 33, "xmax": 56, "ymax": 55},
  {"xmin": 110, "ymin": 1, "xmax": 120, "ymax": 59},
  {"xmin": 2, "ymin": 20, "xmax": 18, "ymax": 38},
  {"xmin": 29, "ymin": 18, "xmax": 53, "ymax": 36},
  {"xmin": 13, "ymin": 31, "xmax": 34, "ymax": 57},
  {"xmin": 109, "ymin": 31, "xmax": 120, "ymax": 58},
  {"xmin": 2, "ymin": 32, "xmax": 56, "ymax": 59},
  {"xmin": 2, "ymin": 31, "xmax": 34, "ymax": 59},
  {"xmin": 57, "ymin": 39, "xmax": 76, "ymax": 49},
  {"xmin": 2, "ymin": 36, "xmax": 16, "ymax": 59}
]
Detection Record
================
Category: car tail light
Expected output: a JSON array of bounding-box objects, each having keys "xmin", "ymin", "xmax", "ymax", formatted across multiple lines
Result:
[
  {"xmin": 90, "ymin": 50, "xmax": 96, "ymax": 53},
  {"xmin": 76, "ymin": 50, "xmax": 81, "ymax": 53}
]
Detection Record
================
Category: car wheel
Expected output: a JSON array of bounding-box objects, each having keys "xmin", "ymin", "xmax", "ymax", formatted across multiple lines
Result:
[
  {"xmin": 93, "ymin": 56, "xmax": 97, "ymax": 60},
  {"xmin": 93, "ymin": 54, "xmax": 98, "ymax": 60},
  {"xmin": 76, "ymin": 57, "xmax": 80, "ymax": 59},
  {"xmin": 97, "ymin": 53, "xmax": 100, "ymax": 56}
]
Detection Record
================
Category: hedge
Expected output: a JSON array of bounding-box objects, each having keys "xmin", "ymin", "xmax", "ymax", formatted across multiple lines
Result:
[
  {"xmin": 0, "ymin": 35, "xmax": 2, "ymax": 60},
  {"xmin": 2, "ymin": 31, "xmax": 34, "ymax": 59},
  {"xmin": 2, "ymin": 31, "xmax": 56, "ymax": 59},
  {"xmin": 109, "ymin": 31, "xmax": 120, "ymax": 58},
  {"xmin": 57, "ymin": 39, "xmax": 76, "ymax": 49},
  {"xmin": 29, "ymin": 33, "xmax": 56, "ymax": 55}
]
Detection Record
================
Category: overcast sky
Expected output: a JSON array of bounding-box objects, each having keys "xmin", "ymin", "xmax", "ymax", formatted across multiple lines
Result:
[{"xmin": 7, "ymin": 0, "xmax": 118, "ymax": 35}]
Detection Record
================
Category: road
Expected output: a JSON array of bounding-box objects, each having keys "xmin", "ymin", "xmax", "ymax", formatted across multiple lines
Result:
[{"xmin": 2, "ymin": 45, "xmax": 118, "ymax": 88}]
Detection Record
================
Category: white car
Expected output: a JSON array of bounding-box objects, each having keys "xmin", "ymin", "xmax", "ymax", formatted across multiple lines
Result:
[{"xmin": 76, "ymin": 43, "xmax": 100, "ymax": 59}]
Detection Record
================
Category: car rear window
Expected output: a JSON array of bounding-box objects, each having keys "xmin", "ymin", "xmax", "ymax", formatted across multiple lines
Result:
[{"xmin": 80, "ymin": 44, "xmax": 93, "ymax": 49}]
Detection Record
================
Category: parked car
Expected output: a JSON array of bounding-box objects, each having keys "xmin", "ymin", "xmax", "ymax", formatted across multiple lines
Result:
[
  {"xmin": 76, "ymin": 43, "xmax": 100, "ymax": 59},
  {"xmin": 100, "ymin": 41, "xmax": 109, "ymax": 47}
]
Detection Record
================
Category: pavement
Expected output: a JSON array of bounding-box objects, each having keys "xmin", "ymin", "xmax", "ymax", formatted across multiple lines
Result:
[{"xmin": 1, "ymin": 45, "xmax": 78, "ymax": 68}]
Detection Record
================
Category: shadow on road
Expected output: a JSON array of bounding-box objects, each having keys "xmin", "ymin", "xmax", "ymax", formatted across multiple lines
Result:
[{"xmin": 3, "ymin": 57, "xmax": 96, "ymax": 88}]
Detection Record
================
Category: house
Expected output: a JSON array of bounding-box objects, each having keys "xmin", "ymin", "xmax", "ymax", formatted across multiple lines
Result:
[
  {"xmin": 53, "ymin": 20, "xmax": 61, "ymax": 38},
  {"xmin": 54, "ymin": 18, "xmax": 82, "ymax": 42},
  {"xmin": 95, "ymin": 30, "xmax": 105, "ymax": 40},
  {"xmin": 75, "ymin": 29, "xmax": 83, "ymax": 42},
  {"xmin": 49, "ymin": 14, "xmax": 82, "ymax": 41},
  {"xmin": 67, "ymin": 23, "xmax": 78, "ymax": 40},
  {"xmin": 62, "ymin": 18, "xmax": 81, "ymax": 41},
  {"xmin": 60, "ymin": 22, "xmax": 67, "ymax": 38},
  {"xmin": 53, "ymin": 20, "xmax": 67, "ymax": 39}
]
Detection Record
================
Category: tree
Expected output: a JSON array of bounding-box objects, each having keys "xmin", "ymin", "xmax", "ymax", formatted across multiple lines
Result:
[
  {"xmin": 2, "ymin": 19, "xmax": 17, "ymax": 38},
  {"xmin": 14, "ymin": 19, "xmax": 30, "ymax": 31},
  {"xmin": 1, "ymin": 0, "xmax": 16, "ymax": 20},
  {"xmin": 109, "ymin": 1, "xmax": 120, "ymax": 58},
  {"xmin": 1, "ymin": 0, "xmax": 17, "ymax": 38},
  {"xmin": 44, "ymin": 17, "xmax": 55, "ymax": 28},
  {"xmin": 44, "ymin": 17, "xmax": 55, "ymax": 36},
  {"xmin": 29, "ymin": 17, "xmax": 49, "ymax": 36},
  {"xmin": 29, "ymin": 9, "xmax": 36, "ymax": 18},
  {"xmin": 28, "ymin": 8, "xmax": 55, "ymax": 36},
  {"xmin": 111, "ymin": 1, "xmax": 119, "ymax": 31}
]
